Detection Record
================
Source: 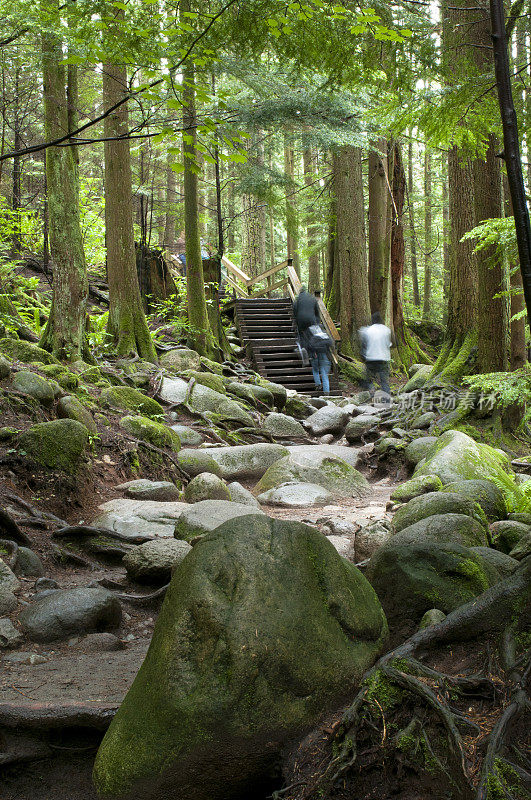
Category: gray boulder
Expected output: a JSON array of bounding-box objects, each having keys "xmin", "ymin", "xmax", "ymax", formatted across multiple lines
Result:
[
  {"xmin": 470, "ymin": 547, "xmax": 519, "ymax": 578},
  {"xmin": 174, "ymin": 500, "xmax": 265, "ymax": 542},
  {"xmin": 262, "ymin": 413, "xmax": 306, "ymax": 438},
  {"xmin": 256, "ymin": 449, "xmax": 369, "ymax": 499},
  {"xmin": 118, "ymin": 479, "xmax": 181, "ymax": 502},
  {"xmin": 13, "ymin": 547, "xmax": 44, "ymax": 578},
  {"xmin": 57, "ymin": 395, "xmax": 97, "ymax": 434},
  {"xmin": 327, "ymin": 535, "xmax": 356, "ymax": 561},
  {"xmin": 405, "ymin": 437, "xmax": 438, "ymax": 467},
  {"xmin": 93, "ymin": 498, "xmax": 187, "ymax": 540},
  {"xmin": 227, "ymin": 482, "xmax": 261, "ymax": 508},
  {"xmin": 284, "ymin": 395, "xmax": 314, "ymax": 419},
  {"xmin": 390, "ymin": 475, "xmax": 443, "ymax": 503},
  {"xmin": 441, "ymin": 479, "xmax": 507, "ymax": 522},
  {"xmin": 190, "ymin": 443, "xmax": 288, "ymax": 480},
  {"xmin": 392, "ymin": 492, "xmax": 488, "ymax": 534},
  {"xmin": 93, "ymin": 515, "xmax": 387, "ymax": 800},
  {"xmin": 413, "ymin": 411, "xmax": 437, "ymax": 429},
  {"xmin": 0, "ymin": 618, "xmax": 23, "ymax": 648},
  {"xmin": 12, "ymin": 370, "xmax": 55, "ymax": 407},
  {"xmin": 177, "ymin": 449, "xmax": 223, "ymax": 478},
  {"xmin": 304, "ymin": 405, "xmax": 349, "ymax": 436},
  {"xmin": 489, "ymin": 520, "xmax": 530, "ymax": 553},
  {"xmin": 415, "ymin": 430, "xmax": 515, "ymax": 487},
  {"xmin": 19, "ymin": 587, "xmax": 122, "ymax": 642},
  {"xmin": 257, "ymin": 483, "xmax": 334, "ymax": 507},
  {"xmin": 184, "ymin": 473, "xmax": 231, "ymax": 503},
  {"xmin": 123, "ymin": 539, "xmax": 192, "ymax": 583},
  {"xmin": 509, "ymin": 532, "xmax": 531, "ymax": 560},
  {"xmin": 189, "ymin": 383, "xmax": 255, "ymax": 426},
  {"xmin": 0, "ymin": 559, "xmax": 19, "ymax": 614},
  {"xmin": 160, "ymin": 348, "xmax": 201, "ymax": 372},
  {"xmin": 288, "ymin": 444, "xmax": 362, "ymax": 470},
  {"xmin": 226, "ymin": 382, "xmax": 257, "ymax": 406},
  {"xmin": 169, "ymin": 424, "xmax": 203, "ymax": 446},
  {"xmin": 159, "ymin": 377, "xmax": 189, "ymax": 405},
  {"xmin": 390, "ymin": 514, "xmax": 488, "ymax": 548},
  {"xmin": 345, "ymin": 415, "xmax": 380, "ymax": 443},
  {"xmin": 355, "ymin": 519, "xmax": 393, "ymax": 561}
]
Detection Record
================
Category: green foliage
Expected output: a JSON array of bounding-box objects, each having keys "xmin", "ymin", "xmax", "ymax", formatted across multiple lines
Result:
[
  {"xmin": 465, "ymin": 366, "xmax": 531, "ymax": 425},
  {"xmin": 79, "ymin": 178, "xmax": 106, "ymax": 271}
]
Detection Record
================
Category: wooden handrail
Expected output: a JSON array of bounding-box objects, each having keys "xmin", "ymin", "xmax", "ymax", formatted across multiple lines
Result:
[
  {"xmin": 221, "ymin": 255, "xmax": 251, "ymax": 286},
  {"xmin": 317, "ymin": 297, "xmax": 341, "ymax": 342},
  {"xmin": 249, "ymin": 278, "xmax": 288, "ymax": 298},
  {"xmin": 246, "ymin": 259, "xmax": 289, "ymax": 288}
]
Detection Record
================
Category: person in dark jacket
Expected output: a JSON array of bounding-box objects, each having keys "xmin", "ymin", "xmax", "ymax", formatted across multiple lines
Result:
[
  {"xmin": 307, "ymin": 323, "xmax": 334, "ymax": 395},
  {"xmin": 293, "ymin": 286, "xmax": 319, "ymax": 348}
]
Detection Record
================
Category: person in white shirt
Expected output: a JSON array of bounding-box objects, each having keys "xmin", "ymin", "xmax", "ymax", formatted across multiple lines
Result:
[{"xmin": 358, "ymin": 311, "xmax": 392, "ymax": 398}]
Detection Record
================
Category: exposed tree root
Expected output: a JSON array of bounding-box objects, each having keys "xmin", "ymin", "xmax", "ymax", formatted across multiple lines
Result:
[
  {"xmin": 284, "ymin": 559, "xmax": 530, "ymax": 800},
  {"xmin": 0, "ymin": 702, "xmax": 118, "ymax": 731},
  {"xmin": 52, "ymin": 525, "xmax": 153, "ymax": 545},
  {"xmin": 0, "ymin": 506, "xmax": 32, "ymax": 545}
]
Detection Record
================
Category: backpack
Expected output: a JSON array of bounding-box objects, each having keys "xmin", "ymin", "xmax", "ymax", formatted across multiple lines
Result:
[{"xmin": 308, "ymin": 324, "xmax": 332, "ymax": 353}]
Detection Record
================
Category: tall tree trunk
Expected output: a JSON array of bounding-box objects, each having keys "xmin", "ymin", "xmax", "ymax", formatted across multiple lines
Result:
[
  {"xmin": 242, "ymin": 133, "xmax": 266, "ymax": 277},
  {"xmin": 333, "ymin": 146, "xmax": 370, "ymax": 355},
  {"xmin": 422, "ymin": 147, "xmax": 432, "ymax": 320},
  {"xmin": 368, "ymin": 139, "xmax": 391, "ymax": 323},
  {"xmin": 103, "ymin": 63, "xmax": 156, "ymax": 362},
  {"xmin": 442, "ymin": 151, "xmax": 450, "ymax": 323},
  {"xmin": 181, "ymin": 30, "xmax": 212, "ymax": 356},
  {"xmin": 325, "ymin": 180, "xmax": 339, "ymax": 319},
  {"xmin": 504, "ymin": 176, "xmax": 527, "ymax": 370},
  {"xmin": 11, "ymin": 65, "xmax": 21, "ymax": 256},
  {"xmin": 39, "ymin": 13, "xmax": 88, "ymax": 361},
  {"xmin": 226, "ymin": 162, "xmax": 236, "ymax": 252},
  {"xmin": 163, "ymin": 150, "xmax": 177, "ymax": 252},
  {"xmin": 303, "ymin": 147, "xmax": 320, "ymax": 292},
  {"xmin": 407, "ymin": 137, "xmax": 420, "ymax": 307},
  {"xmin": 284, "ymin": 136, "xmax": 299, "ymax": 275}
]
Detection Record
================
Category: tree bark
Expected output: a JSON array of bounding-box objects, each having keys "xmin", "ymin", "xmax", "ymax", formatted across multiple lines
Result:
[
  {"xmin": 303, "ymin": 147, "xmax": 320, "ymax": 292},
  {"xmin": 163, "ymin": 150, "xmax": 177, "ymax": 253},
  {"xmin": 504, "ymin": 175, "xmax": 527, "ymax": 369},
  {"xmin": 284, "ymin": 136, "xmax": 300, "ymax": 275},
  {"xmin": 39, "ymin": 12, "xmax": 88, "ymax": 361},
  {"xmin": 181, "ymin": 25, "xmax": 212, "ymax": 356},
  {"xmin": 242, "ymin": 133, "xmax": 266, "ymax": 277},
  {"xmin": 102, "ymin": 63, "xmax": 156, "ymax": 362},
  {"xmin": 422, "ymin": 146, "xmax": 432, "ymax": 321},
  {"xmin": 407, "ymin": 136, "xmax": 420, "ymax": 307},
  {"xmin": 333, "ymin": 145, "xmax": 370, "ymax": 355},
  {"xmin": 368, "ymin": 139, "xmax": 392, "ymax": 323}
]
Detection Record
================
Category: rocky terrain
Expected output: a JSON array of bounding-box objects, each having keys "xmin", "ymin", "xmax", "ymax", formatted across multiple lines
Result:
[{"xmin": 0, "ymin": 340, "xmax": 529, "ymax": 800}]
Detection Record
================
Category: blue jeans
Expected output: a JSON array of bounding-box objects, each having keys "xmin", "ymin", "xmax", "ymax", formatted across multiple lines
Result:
[
  {"xmin": 362, "ymin": 360, "xmax": 390, "ymax": 396},
  {"xmin": 311, "ymin": 352, "xmax": 331, "ymax": 394}
]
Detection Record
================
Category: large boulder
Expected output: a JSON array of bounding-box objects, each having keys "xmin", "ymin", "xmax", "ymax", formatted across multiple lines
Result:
[
  {"xmin": 390, "ymin": 475, "xmax": 443, "ymax": 503},
  {"xmin": 174, "ymin": 500, "xmax": 265, "ymax": 542},
  {"xmin": 345, "ymin": 415, "xmax": 380, "ymax": 443},
  {"xmin": 184, "ymin": 473, "xmax": 231, "ymax": 503},
  {"xmin": 93, "ymin": 498, "xmax": 187, "ymax": 540},
  {"xmin": 117, "ymin": 480, "xmax": 181, "ymax": 502},
  {"xmin": 257, "ymin": 483, "xmax": 334, "ymax": 507},
  {"xmin": 262, "ymin": 413, "xmax": 306, "ymax": 438},
  {"xmin": 404, "ymin": 436, "xmax": 438, "ymax": 466},
  {"xmin": 169, "ymin": 424, "xmax": 203, "ymax": 446},
  {"xmin": 489, "ymin": 520, "xmax": 531, "ymax": 554},
  {"xmin": 19, "ymin": 587, "xmax": 122, "ymax": 642},
  {"xmin": 189, "ymin": 443, "xmax": 288, "ymax": 480},
  {"xmin": 0, "ymin": 338, "xmax": 58, "ymax": 365},
  {"xmin": 18, "ymin": 419, "xmax": 88, "ymax": 472},
  {"xmin": 57, "ymin": 395, "xmax": 97, "ymax": 434},
  {"xmin": 255, "ymin": 450, "xmax": 369, "ymax": 499},
  {"xmin": 12, "ymin": 370, "xmax": 55, "ymax": 407},
  {"xmin": 120, "ymin": 415, "xmax": 181, "ymax": 451},
  {"xmin": 441, "ymin": 479, "xmax": 507, "ymax": 521},
  {"xmin": 392, "ymin": 491, "xmax": 488, "ymax": 534},
  {"xmin": 101, "ymin": 386, "xmax": 164, "ymax": 418},
  {"xmin": 368, "ymin": 540, "xmax": 503, "ymax": 630},
  {"xmin": 93, "ymin": 515, "xmax": 388, "ymax": 800},
  {"xmin": 415, "ymin": 430, "xmax": 516, "ymax": 494},
  {"xmin": 304, "ymin": 405, "xmax": 349, "ymax": 436},
  {"xmin": 181, "ymin": 370, "xmax": 226, "ymax": 395},
  {"xmin": 177, "ymin": 449, "xmax": 223, "ymax": 478},
  {"xmin": 0, "ymin": 559, "xmax": 19, "ymax": 614},
  {"xmin": 159, "ymin": 348, "xmax": 201, "ymax": 372},
  {"xmin": 390, "ymin": 514, "xmax": 488, "ymax": 548},
  {"xmin": 402, "ymin": 365, "xmax": 432, "ymax": 392},
  {"xmin": 123, "ymin": 539, "xmax": 192, "ymax": 583},
  {"xmin": 188, "ymin": 383, "xmax": 255, "ymax": 427},
  {"xmin": 159, "ymin": 377, "xmax": 189, "ymax": 405}
]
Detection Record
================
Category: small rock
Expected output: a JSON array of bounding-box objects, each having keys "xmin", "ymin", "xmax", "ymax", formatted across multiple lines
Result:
[
  {"xmin": 123, "ymin": 539, "xmax": 192, "ymax": 583},
  {"xmin": 257, "ymin": 483, "xmax": 334, "ymax": 508},
  {"xmin": 262, "ymin": 413, "xmax": 306, "ymax": 439},
  {"xmin": 227, "ymin": 482, "xmax": 261, "ymax": 508},
  {"xmin": 419, "ymin": 608, "xmax": 447, "ymax": 629},
  {"xmin": 14, "ymin": 547, "xmax": 45, "ymax": 578},
  {"xmin": 184, "ymin": 473, "xmax": 231, "ymax": 503},
  {"xmin": 322, "ymin": 519, "xmax": 360, "ymax": 537},
  {"xmin": 57, "ymin": 395, "xmax": 98, "ymax": 434},
  {"xmin": 19, "ymin": 587, "xmax": 122, "ymax": 642},
  {"xmin": 169, "ymin": 424, "xmax": 204, "ymax": 446},
  {"xmin": 34, "ymin": 577, "xmax": 59, "ymax": 592},
  {"xmin": 355, "ymin": 519, "xmax": 392, "ymax": 561},
  {"xmin": 0, "ymin": 355, "xmax": 11, "ymax": 379},
  {"xmin": 0, "ymin": 618, "xmax": 23, "ymax": 648},
  {"xmin": 117, "ymin": 479, "xmax": 181, "ymax": 502},
  {"xmin": 3, "ymin": 651, "xmax": 48, "ymax": 665},
  {"xmin": 326, "ymin": 535, "xmax": 356, "ymax": 561},
  {"xmin": 304, "ymin": 406, "xmax": 349, "ymax": 436},
  {"xmin": 71, "ymin": 632, "xmax": 127, "ymax": 652},
  {"xmin": 12, "ymin": 371, "xmax": 55, "ymax": 407},
  {"xmin": 320, "ymin": 434, "xmax": 334, "ymax": 444}
]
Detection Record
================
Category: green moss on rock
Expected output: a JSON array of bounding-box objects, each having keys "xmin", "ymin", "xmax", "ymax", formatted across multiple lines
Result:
[
  {"xmin": 18, "ymin": 420, "xmax": 88, "ymax": 472},
  {"xmin": 391, "ymin": 475, "xmax": 443, "ymax": 503},
  {"xmin": 101, "ymin": 386, "xmax": 164, "ymax": 418},
  {"xmin": 120, "ymin": 415, "xmax": 180, "ymax": 451},
  {"xmin": 0, "ymin": 338, "xmax": 58, "ymax": 365},
  {"xmin": 12, "ymin": 371, "xmax": 55, "ymax": 407},
  {"xmin": 181, "ymin": 370, "xmax": 226, "ymax": 394}
]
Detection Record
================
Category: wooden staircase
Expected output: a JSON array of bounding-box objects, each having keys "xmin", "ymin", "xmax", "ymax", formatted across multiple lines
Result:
[{"xmin": 234, "ymin": 297, "xmax": 339, "ymax": 394}]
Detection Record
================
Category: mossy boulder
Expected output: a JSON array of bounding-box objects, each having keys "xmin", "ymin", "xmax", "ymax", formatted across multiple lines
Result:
[
  {"xmin": 254, "ymin": 378, "xmax": 287, "ymax": 409},
  {"xmin": 184, "ymin": 473, "xmax": 231, "ymax": 503},
  {"xmin": 120, "ymin": 416, "xmax": 180, "ymax": 451},
  {"xmin": 404, "ymin": 436, "xmax": 438, "ymax": 466},
  {"xmin": 169, "ymin": 424, "xmax": 203, "ymax": 446},
  {"xmin": 441, "ymin": 479, "xmax": 507, "ymax": 522},
  {"xmin": 284, "ymin": 395, "xmax": 314, "ymax": 419},
  {"xmin": 490, "ymin": 520, "xmax": 531, "ymax": 554},
  {"xmin": 402, "ymin": 365, "xmax": 432, "ymax": 392},
  {"xmin": 0, "ymin": 338, "xmax": 58, "ymax": 365},
  {"xmin": 345, "ymin": 414, "xmax": 380, "ymax": 443},
  {"xmin": 173, "ymin": 500, "xmax": 265, "ymax": 541},
  {"xmin": 247, "ymin": 383, "xmax": 274, "ymax": 407},
  {"xmin": 392, "ymin": 491, "xmax": 488, "ymax": 534},
  {"xmin": 123, "ymin": 539, "xmax": 192, "ymax": 584},
  {"xmin": 160, "ymin": 348, "xmax": 201, "ymax": 372},
  {"xmin": 176, "ymin": 449, "xmax": 223, "ymax": 478},
  {"xmin": 197, "ymin": 443, "xmax": 289, "ymax": 480},
  {"xmin": 0, "ymin": 355, "xmax": 12, "ymax": 379},
  {"xmin": 469, "ymin": 547, "xmax": 519, "ymax": 578},
  {"xmin": 262, "ymin": 412, "xmax": 306, "ymax": 438},
  {"xmin": 415, "ymin": 430, "xmax": 516, "ymax": 497},
  {"xmin": 226, "ymin": 381, "xmax": 257, "ymax": 406},
  {"xmin": 182, "ymin": 370, "xmax": 226, "ymax": 395},
  {"xmin": 101, "ymin": 386, "xmax": 164, "ymax": 418},
  {"xmin": 93, "ymin": 515, "xmax": 388, "ymax": 800},
  {"xmin": 41, "ymin": 364, "xmax": 79, "ymax": 390},
  {"xmin": 18, "ymin": 420, "xmax": 88, "ymax": 472},
  {"xmin": 390, "ymin": 475, "xmax": 443, "ymax": 503},
  {"xmin": 189, "ymin": 383, "xmax": 255, "ymax": 427},
  {"xmin": 391, "ymin": 513, "xmax": 488, "ymax": 548},
  {"xmin": 12, "ymin": 371, "xmax": 55, "ymax": 407},
  {"xmin": 367, "ymin": 540, "xmax": 502, "ymax": 630},
  {"xmin": 509, "ymin": 532, "xmax": 531, "ymax": 560},
  {"xmin": 57, "ymin": 395, "xmax": 97, "ymax": 434},
  {"xmin": 199, "ymin": 356, "xmax": 223, "ymax": 375},
  {"xmin": 255, "ymin": 450, "xmax": 369, "ymax": 499}
]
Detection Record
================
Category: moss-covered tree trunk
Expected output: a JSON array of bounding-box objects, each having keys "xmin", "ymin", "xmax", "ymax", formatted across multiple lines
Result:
[
  {"xmin": 242, "ymin": 133, "xmax": 266, "ymax": 277},
  {"xmin": 39, "ymin": 16, "xmax": 88, "ymax": 362},
  {"xmin": 368, "ymin": 139, "xmax": 392, "ymax": 323},
  {"xmin": 181, "ymin": 40, "xmax": 213, "ymax": 356},
  {"xmin": 303, "ymin": 147, "xmax": 320, "ymax": 292},
  {"xmin": 324, "ymin": 187, "xmax": 339, "ymax": 319},
  {"xmin": 163, "ymin": 149, "xmax": 177, "ymax": 253},
  {"xmin": 102, "ymin": 64, "xmax": 157, "ymax": 363},
  {"xmin": 334, "ymin": 145, "xmax": 370, "ymax": 356},
  {"xmin": 474, "ymin": 135, "xmax": 509, "ymax": 372},
  {"xmin": 284, "ymin": 136, "xmax": 300, "ymax": 276},
  {"xmin": 422, "ymin": 147, "xmax": 432, "ymax": 321},
  {"xmin": 407, "ymin": 136, "xmax": 420, "ymax": 307}
]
